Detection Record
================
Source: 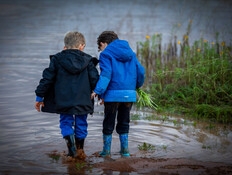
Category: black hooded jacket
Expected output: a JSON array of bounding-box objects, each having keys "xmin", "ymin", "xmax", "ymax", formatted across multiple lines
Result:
[{"xmin": 35, "ymin": 49, "xmax": 99, "ymax": 115}]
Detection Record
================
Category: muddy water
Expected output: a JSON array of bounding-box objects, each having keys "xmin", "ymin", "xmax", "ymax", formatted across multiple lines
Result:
[{"xmin": 0, "ymin": 0, "xmax": 232, "ymax": 174}]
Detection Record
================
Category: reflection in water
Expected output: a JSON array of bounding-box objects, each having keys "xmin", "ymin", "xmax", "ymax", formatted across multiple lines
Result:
[
  {"xmin": 129, "ymin": 112, "xmax": 232, "ymax": 162},
  {"xmin": 1, "ymin": 97, "xmax": 232, "ymax": 174}
]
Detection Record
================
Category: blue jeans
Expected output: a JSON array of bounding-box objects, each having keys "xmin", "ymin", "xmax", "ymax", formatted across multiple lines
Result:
[
  {"xmin": 103, "ymin": 102, "xmax": 133, "ymax": 135},
  {"xmin": 59, "ymin": 114, "xmax": 88, "ymax": 139}
]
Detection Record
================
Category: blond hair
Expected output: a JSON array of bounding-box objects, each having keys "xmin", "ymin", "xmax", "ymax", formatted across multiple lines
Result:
[{"xmin": 64, "ymin": 31, "xmax": 85, "ymax": 49}]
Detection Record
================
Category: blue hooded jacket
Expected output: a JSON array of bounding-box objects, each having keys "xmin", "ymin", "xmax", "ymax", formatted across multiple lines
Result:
[{"xmin": 94, "ymin": 39, "xmax": 145, "ymax": 102}]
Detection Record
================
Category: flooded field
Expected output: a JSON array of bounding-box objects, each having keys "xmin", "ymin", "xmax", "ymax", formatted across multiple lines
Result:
[{"xmin": 0, "ymin": 0, "xmax": 232, "ymax": 174}]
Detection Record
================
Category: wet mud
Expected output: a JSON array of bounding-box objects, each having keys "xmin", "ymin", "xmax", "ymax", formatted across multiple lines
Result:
[
  {"xmin": 46, "ymin": 150, "xmax": 232, "ymax": 175},
  {"xmin": 93, "ymin": 157, "xmax": 232, "ymax": 175}
]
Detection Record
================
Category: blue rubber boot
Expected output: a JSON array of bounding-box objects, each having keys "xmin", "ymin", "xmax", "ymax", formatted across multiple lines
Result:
[
  {"xmin": 64, "ymin": 134, "xmax": 76, "ymax": 157},
  {"xmin": 119, "ymin": 133, "xmax": 130, "ymax": 157},
  {"xmin": 99, "ymin": 134, "xmax": 112, "ymax": 157}
]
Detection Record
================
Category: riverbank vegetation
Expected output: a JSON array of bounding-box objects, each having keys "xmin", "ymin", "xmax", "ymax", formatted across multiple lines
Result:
[{"xmin": 136, "ymin": 21, "xmax": 232, "ymax": 124}]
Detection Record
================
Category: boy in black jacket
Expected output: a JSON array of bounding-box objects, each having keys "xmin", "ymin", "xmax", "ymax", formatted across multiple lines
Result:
[{"xmin": 34, "ymin": 31, "xmax": 99, "ymax": 159}]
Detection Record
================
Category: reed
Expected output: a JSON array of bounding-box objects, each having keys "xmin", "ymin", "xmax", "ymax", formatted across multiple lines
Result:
[{"xmin": 136, "ymin": 21, "xmax": 232, "ymax": 123}]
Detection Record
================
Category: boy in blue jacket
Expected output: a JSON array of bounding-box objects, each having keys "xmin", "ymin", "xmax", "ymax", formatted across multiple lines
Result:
[
  {"xmin": 35, "ymin": 31, "xmax": 99, "ymax": 159},
  {"xmin": 91, "ymin": 31, "xmax": 145, "ymax": 157}
]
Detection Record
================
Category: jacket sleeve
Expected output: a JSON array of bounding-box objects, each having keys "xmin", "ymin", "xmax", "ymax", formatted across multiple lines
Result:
[
  {"xmin": 35, "ymin": 57, "xmax": 57, "ymax": 98},
  {"xmin": 136, "ymin": 59, "xmax": 145, "ymax": 88},
  {"xmin": 88, "ymin": 58, "xmax": 100, "ymax": 90},
  {"xmin": 93, "ymin": 53, "xmax": 112, "ymax": 95}
]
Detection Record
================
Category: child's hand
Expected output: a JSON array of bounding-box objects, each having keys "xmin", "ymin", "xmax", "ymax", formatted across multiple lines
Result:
[
  {"xmin": 34, "ymin": 101, "xmax": 44, "ymax": 112},
  {"xmin": 91, "ymin": 92, "xmax": 97, "ymax": 99},
  {"xmin": 99, "ymin": 98, "xmax": 104, "ymax": 105}
]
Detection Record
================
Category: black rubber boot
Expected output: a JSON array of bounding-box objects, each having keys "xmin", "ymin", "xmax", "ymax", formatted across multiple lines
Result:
[
  {"xmin": 75, "ymin": 138, "xmax": 84, "ymax": 149},
  {"xmin": 64, "ymin": 134, "xmax": 76, "ymax": 157},
  {"xmin": 75, "ymin": 138, "xmax": 86, "ymax": 160}
]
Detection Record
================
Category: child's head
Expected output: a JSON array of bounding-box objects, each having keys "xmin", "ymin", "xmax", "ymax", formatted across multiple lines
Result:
[
  {"xmin": 97, "ymin": 31, "xmax": 118, "ymax": 51},
  {"xmin": 64, "ymin": 31, "xmax": 85, "ymax": 50}
]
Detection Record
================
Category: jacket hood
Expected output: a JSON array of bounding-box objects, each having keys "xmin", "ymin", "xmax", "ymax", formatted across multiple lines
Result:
[
  {"xmin": 104, "ymin": 39, "xmax": 134, "ymax": 62},
  {"xmin": 54, "ymin": 49, "xmax": 92, "ymax": 74}
]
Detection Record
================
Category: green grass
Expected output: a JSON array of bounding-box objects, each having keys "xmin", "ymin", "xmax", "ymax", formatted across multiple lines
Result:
[
  {"xmin": 136, "ymin": 20, "xmax": 232, "ymax": 124},
  {"xmin": 75, "ymin": 162, "xmax": 87, "ymax": 171},
  {"xmin": 47, "ymin": 151, "xmax": 60, "ymax": 162},
  {"xmin": 136, "ymin": 88, "xmax": 158, "ymax": 110},
  {"xmin": 131, "ymin": 113, "xmax": 140, "ymax": 120},
  {"xmin": 138, "ymin": 142, "xmax": 155, "ymax": 151}
]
